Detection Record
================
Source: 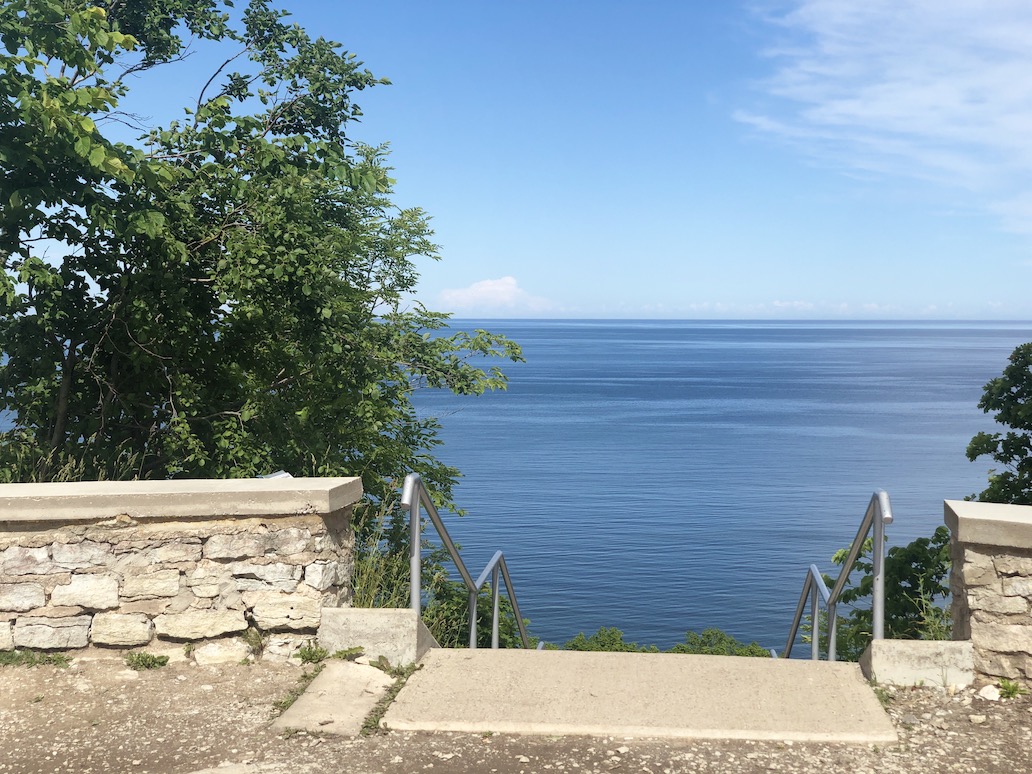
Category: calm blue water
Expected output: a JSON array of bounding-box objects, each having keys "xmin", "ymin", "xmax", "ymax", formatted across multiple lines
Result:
[{"xmin": 413, "ymin": 320, "xmax": 1032, "ymax": 651}]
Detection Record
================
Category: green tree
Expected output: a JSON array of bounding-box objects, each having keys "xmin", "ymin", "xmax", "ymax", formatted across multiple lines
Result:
[
  {"xmin": 967, "ymin": 342, "xmax": 1032, "ymax": 503},
  {"xmin": 0, "ymin": 1, "xmax": 520, "ymax": 512},
  {"xmin": 668, "ymin": 628, "xmax": 770, "ymax": 657},
  {"xmin": 559, "ymin": 626, "xmax": 768, "ymax": 656},
  {"xmin": 562, "ymin": 626, "xmax": 659, "ymax": 653},
  {"xmin": 818, "ymin": 527, "xmax": 952, "ymax": 661}
]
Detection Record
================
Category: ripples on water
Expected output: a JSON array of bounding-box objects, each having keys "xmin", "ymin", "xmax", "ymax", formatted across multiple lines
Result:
[{"xmin": 413, "ymin": 320, "xmax": 1032, "ymax": 650}]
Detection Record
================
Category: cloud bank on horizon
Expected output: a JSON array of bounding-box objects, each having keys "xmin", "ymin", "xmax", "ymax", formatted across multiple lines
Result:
[
  {"xmin": 738, "ymin": 0, "xmax": 1032, "ymax": 234},
  {"xmin": 438, "ymin": 276, "xmax": 554, "ymax": 316}
]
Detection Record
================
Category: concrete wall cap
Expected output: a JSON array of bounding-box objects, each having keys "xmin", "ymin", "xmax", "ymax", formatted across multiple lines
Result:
[
  {"xmin": 0, "ymin": 477, "xmax": 362, "ymax": 523},
  {"xmin": 944, "ymin": 500, "xmax": 1032, "ymax": 550}
]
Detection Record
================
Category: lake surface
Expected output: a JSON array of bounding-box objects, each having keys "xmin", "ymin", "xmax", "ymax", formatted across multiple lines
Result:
[{"xmin": 412, "ymin": 320, "xmax": 1032, "ymax": 651}]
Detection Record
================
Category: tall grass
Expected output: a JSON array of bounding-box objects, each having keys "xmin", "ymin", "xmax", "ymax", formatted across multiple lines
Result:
[{"xmin": 351, "ymin": 500, "xmax": 411, "ymax": 609}]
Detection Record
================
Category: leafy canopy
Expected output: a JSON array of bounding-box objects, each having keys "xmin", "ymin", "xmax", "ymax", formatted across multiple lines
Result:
[
  {"xmin": 561, "ymin": 626, "xmax": 769, "ymax": 657},
  {"xmin": 967, "ymin": 342, "xmax": 1032, "ymax": 504},
  {"xmin": 817, "ymin": 527, "xmax": 952, "ymax": 661},
  {"xmin": 0, "ymin": 0, "xmax": 521, "ymax": 504}
]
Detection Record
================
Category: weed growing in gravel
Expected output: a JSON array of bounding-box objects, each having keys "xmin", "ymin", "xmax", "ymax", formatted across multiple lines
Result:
[
  {"xmin": 872, "ymin": 684, "xmax": 892, "ymax": 707},
  {"xmin": 361, "ymin": 661, "xmax": 421, "ymax": 735},
  {"xmin": 998, "ymin": 678, "xmax": 1029, "ymax": 699},
  {"xmin": 297, "ymin": 642, "xmax": 329, "ymax": 664},
  {"xmin": 273, "ymin": 664, "xmax": 325, "ymax": 713},
  {"xmin": 332, "ymin": 647, "xmax": 364, "ymax": 661},
  {"xmin": 242, "ymin": 626, "xmax": 267, "ymax": 657},
  {"xmin": 0, "ymin": 650, "xmax": 70, "ymax": 668},
  {"xmin": 124, "ymin": 652, "xmax": 169, "ymax": 670}
]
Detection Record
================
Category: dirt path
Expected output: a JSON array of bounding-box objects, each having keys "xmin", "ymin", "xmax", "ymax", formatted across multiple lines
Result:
[{"xmin": 1, "ymin": 650, "xmax": 1031, "ymax": 773}]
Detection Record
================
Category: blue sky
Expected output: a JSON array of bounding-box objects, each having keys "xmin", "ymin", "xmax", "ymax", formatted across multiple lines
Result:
[{"xmin": 126, "ymin": 1, "xmax": 1032, "ymax": 319}]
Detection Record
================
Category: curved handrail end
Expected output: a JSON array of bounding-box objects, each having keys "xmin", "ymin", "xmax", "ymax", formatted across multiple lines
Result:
[
  {"xmin": 875, "ymin": 489, "xmax": 893, "ymax": 525},
  {"xmin": 401, "ymin": 472, "xmax": 421, "ymax": 507}
]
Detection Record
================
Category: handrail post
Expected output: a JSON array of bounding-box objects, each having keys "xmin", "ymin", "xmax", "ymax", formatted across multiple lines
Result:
[
  {"xmin": 827, "ymin": 602, "xmax": 837, "ymax": 662},
  {"xmin": 491, "ymin": 565, "xmax": 501, "ymax": 648},
  {"xmin": 872, "ymin": 490, "xmax": 892, "ymax": 641},
  {"xmin": 810, "ymin": 581, "xmax": 820, "ymax": 661},
  {"xmin": 468, "ymin": 589, "xmax": 478, "ymax": 649},
  {"xmin": 403, "ymin": 475, "xmax": 422, "ymax": 613}
]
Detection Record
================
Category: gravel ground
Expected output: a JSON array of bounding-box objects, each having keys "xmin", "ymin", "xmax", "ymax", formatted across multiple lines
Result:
[{"xmin": 1, "ymin": 650, "xmax": 1031, "ymax": 773}]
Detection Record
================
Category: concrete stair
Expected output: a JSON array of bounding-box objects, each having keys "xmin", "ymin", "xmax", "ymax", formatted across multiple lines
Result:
[
  {"xmin": 299, "ymin": 608, "xmax": 897, "ymax": 744},
  {"xmin": 381, "ymin": 648, "xmax": 897, "ymax": 744}
]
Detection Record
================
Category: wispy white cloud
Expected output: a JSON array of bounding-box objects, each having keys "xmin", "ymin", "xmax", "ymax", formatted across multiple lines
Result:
[
  {"xmin": 438, "ymin": 276, "xmax": 554, "ymax": 315},
  {"xmin": 741, "ymin": 0, "xmax": 1032, "ymax": 231}
]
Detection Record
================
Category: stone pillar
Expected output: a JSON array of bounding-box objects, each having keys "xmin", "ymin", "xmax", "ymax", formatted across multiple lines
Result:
[{"xmin": 945, "ymin": 499, "xmax": 1032, "ymax": 684}]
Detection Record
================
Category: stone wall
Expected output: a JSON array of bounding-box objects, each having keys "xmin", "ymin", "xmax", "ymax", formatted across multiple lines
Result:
[
  {"xmin": 0, "ymin": 477, "xmax": 361, "ymax": 654},
  {"xmin": 946, "ymin": 499, "xmax": 1032, "ymax": 684}
]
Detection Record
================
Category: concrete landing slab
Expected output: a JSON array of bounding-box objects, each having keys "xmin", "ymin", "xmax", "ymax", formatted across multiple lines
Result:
[
  {"xmin": 383, "ymin": 649, "xmax": 898, "ymax": 744},
  {"xmin": 271, "ymin": 660, "xmax": 393, "ymax": 736}
]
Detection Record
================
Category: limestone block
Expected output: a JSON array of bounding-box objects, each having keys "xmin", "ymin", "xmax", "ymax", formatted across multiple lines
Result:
[
  {"xmin": 266, "ymin": 528, "xmax": 311, "ymax": 556},
  {"xmin": 204, "ymin": 533, "xmax": 268, "ymax": 560},
  {"xmin": 21, "ymin": 605, "xmax": 85, "ymax": 618},
  {"xmin": 36, "ymin": 573, "xmax": 73, "ymax": 595},
  {"xmin": 967, "ymin": 588, "xmax": 1029, "ymax": 615},
  {"xmin": 0, "ymin": 621, "xmax": 12, "ymax": 651},
  {"xmin": 14, "ymin": 615, "xmax": 91, "ymax": 649},
  {"xmin": 320, "ymin": 588, "xmax": 346, "ymax": 607},
  {"xmin": 163, "ymin": 591, "xmax": 199, "ymax": 615},
  {"xmin": 52, "ymin": 541, "xmax": 113, "ymax": 570},
  {"xmin": 971, "ymin": 622, "xmax": 1032, "ymax": 655},
  {"xmin": 191, "ymin": 580, "xmax": 230, "ymax": 599},
  {"xmin": 119, "ymin": 600, "xmax": 171, "ymax": 616},
  {"xmin": 217, "ymin": 589, "xmax": 245, "ymax": 611},
  {"xmin": 51, "ymin": 575, "xmax": 119, "ymax": 610},
  {"xmin": 121, "ymin": 569, "xmax": 181, "ymax": 600},
  {"xmin": 0, "ymin": 573, "xmax": 73, "ymax": 595},
  {"xmin": 973, "ymin": 649, "xmax": 1029, "ymax": 680},
  {"xmin": 2, "ymin": 546, "xmax": 55, "ymax": 576},
  {"xmin": 244, "ymin": 591, "xmax": 321, "ymax": 631},
  {"xmin": 150, "ymin": 540, "xmax": 202, "ymax": 564},
  {"xmin": 192, "ymin": 638, "xmax": 251, "ymax": 665},
  {"xmin": 1001, "ymin": 576, "xmax": 1032, "ymax": 597},
  {"xmin": 154, "ymin": 609, "xmax": 248, "ymax": 640},
  {"xmin": 235, "ymin": 577, "xmax": 300, "ymax": 593},
  {"xmin": 304, "ymin": 561, "xmax": 345, "ymax": 592},
  {"xmin": 994, "ymin": 555, "xmax": 1032, "ymax": 576},
  {"xmin": 263, "ymin": 633, "xmax": 308, "ymax": 661},
  {"xmin": 962, "ymin": 549, "xmax": 998, "ymax": 586},
  {"xmin": 90, "ymin": 612, "xmax": 153, "ymax": 646},
  {"xmin": 313, "ymin": 534, "xmax": 338, "ymax": 553},
  {"xmin": 0, "ymin": 582, "xmax": 45, "ymax": 612},
  {"xmin": 110, "ymin": 552, "xmax": 154, "ymax": 573},
  {"xmin": 186, "ymin": 563, "xmax": 230, "ymax": 598},
  {"xmin": 230, "ymin": 562, "xmax": 301, "ymax": 592}
]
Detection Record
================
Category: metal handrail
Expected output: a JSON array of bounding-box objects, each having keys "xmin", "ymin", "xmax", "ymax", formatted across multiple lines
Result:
[
  {"xmin": 401, "ymin": 472, "xmax": 532, "ymax": 649},
  {"xmin": 782, "ymin": 490, "xmax": 893, "ymax": 661}
]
